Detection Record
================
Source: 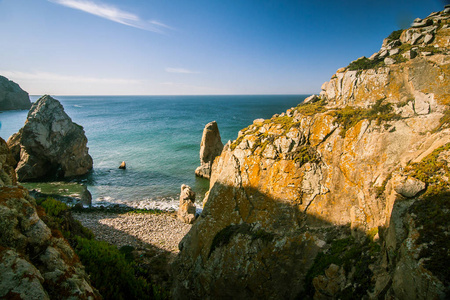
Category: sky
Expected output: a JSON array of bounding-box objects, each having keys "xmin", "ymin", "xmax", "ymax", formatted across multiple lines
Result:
[{"xmin": 0, "ymin": 0, "xmax": 447, "ymax": 95}]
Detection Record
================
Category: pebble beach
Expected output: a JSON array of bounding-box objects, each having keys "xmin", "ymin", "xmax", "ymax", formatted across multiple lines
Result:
[{"xmin": 73, "ymin": 211, "xmax": 192, "ymax": 253}]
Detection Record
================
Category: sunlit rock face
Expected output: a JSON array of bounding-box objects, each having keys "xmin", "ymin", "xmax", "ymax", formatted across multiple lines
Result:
[
  {"xmin": 8, "ymin": 95, "xmax": 93, "ymax": 181},
  {"xmin": 0, "ymin": 75, "xmax": 31, "ymax": 111},
  {"xmin": 172, "ymin": 9, "xmax": 450, "ymax": 299}
]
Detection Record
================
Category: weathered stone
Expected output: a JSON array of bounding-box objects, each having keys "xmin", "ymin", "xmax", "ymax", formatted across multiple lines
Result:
[
  {"xmin": 304, "ymin": 94, "xmax": 320, "ymax": 104},
  {"xmin": 177, "ymin": 184, "xmax": 196, "ymax": 224},
  {"xmin": 195, "ymin": 121, "xmax": 223, "ymax": 179},
  {"xmin": 389, "ymin": 48, "xmax": 399, "ymax": 56},
  {"xmin": 423, "ymin": 33, "xmax": 434, "ymax": 44},
  {"xmin": 384, "ymin": 57, "xmax": 396, "ymax": 65},
  {"xmin": 394, "ymin": 177, "xmax": 426, "ymax": 198},
  {"xmin": 402, "ymin": 49, "xmax": 417, "ymax": 60},
  {"xmin": 0, "ymin": 75, "xmax": 31, "ymax": 111},
  {"xmin": 7, "ymin": 95, "xmax": 93, "ymax": 181}
]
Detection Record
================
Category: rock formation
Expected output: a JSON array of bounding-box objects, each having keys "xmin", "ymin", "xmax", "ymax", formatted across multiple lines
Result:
[
  {"xmin": 7, "ymin": 95, "xmax": 93, "ymax": 181},
  {"xmin": 0, "ymin": 75, "xmax": 31, "ymax": 111},
  {"xmin": 172, "ymin": 8, "xmax": 450, "ymax": 299},
  {"xmin": 177, "ymin": 184, "xmax": 196, "ymax": 224},
  {"xmin": 195, "ymin": 121, "xmax": 223, "ymax": 179},
  {"xmin": 0, "ymin": 137, "xmax": 100, "ymax": 299}
]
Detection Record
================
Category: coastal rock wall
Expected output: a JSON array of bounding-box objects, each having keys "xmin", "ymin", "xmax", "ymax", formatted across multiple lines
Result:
[
  {"xmin": 173, "ymin": 8, "xmax": 450, "ymax": 299},
  {"xmin": 0, "ymin": 137, "xmax": 100, "ymax": 299},
  {"xmin": 8, "ymin": 95, "xmax": 93, "ymax": 181},
  {"xmin": 0, "ymin": 75, "xmax": 31, "ymax": 111}
]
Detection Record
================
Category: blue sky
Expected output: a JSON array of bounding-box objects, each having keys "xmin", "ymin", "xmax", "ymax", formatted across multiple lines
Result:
[{"xmin": 0, "ymin": 0, "xmax": 446, "ymax": 95}]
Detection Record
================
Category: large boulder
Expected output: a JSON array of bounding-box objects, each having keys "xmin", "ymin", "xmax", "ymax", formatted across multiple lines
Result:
[
  {"xmin": 7, "ymin": 95, "xmax": 93, "ymax": 181},
  {"xmin": 0, "ymin": 75, "xmax": 31, "ymax": 111},
  {"xmin": 195, "ymin": 121, "xmax": 223, "ymax": 179}
]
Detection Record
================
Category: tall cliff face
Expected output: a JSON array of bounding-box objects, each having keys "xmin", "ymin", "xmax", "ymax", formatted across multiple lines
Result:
[
  {"xmin": 0, "ymin": 137, "xmax": 100, "ymax": 299},
  {"xmin": 0, "ymin": 75, "xmax": 31, "ymax": 111},
  {"xmin": 173, "ymin": 9, "xmax": 450, "ymax": 299},
  {"xmin": 8, "ymin": 95, "xmax": 93, "ymax": 181}
]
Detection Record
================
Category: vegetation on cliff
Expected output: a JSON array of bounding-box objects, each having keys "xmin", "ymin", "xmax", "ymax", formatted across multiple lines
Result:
[{"xmin": 36, "ymin": 197, "xmax": 169, "ymax": 299}]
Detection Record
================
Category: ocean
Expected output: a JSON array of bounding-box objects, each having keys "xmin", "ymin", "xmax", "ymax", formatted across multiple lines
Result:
[{"xmin": 0, "ymin": 95, "xmax": 308, "ymax": 210}]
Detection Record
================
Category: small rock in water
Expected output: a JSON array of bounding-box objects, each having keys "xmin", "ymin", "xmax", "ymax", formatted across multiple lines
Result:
[{"xmin": 119, "ymin": 161, "xmax": 126, "ymax": 169}]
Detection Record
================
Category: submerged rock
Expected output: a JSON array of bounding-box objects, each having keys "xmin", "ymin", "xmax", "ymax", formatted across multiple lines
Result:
[
  {"xmin": 0, "ymin": 75, "xmax": 31, "ymax": 111},
  {"xmin": 195, "ymin": 121, "xmax": 223, "ymax": 179},
  {"xmin": 7, "ymin": 95, "xmax": 93, "ymax": 181},
  {"xmin": 177, "ymin": 184, "xmax": 196, "ymax": 224}
]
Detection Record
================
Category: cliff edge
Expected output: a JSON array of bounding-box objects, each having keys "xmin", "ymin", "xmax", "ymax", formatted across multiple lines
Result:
[
  {"xmin": 172, "ymin": 8, "xmax": 450, "ymax": 299},
  {"xmin": 0, "ymin": 75, "xmax": 31, "ymax": 111}
]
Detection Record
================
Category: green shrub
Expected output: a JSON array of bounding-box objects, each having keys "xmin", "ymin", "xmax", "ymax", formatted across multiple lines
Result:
[
  {"xmin": 347, "ymin": 57, "xmax": 385, "ymax": 71},
  {"xmin": 302, "ymin": 236, "xmax": 379, "ymax": 298},
  {"xmin": 330, "ymin": 99, "xmax": 401, "ymax": 137},
  {"xmin": 386, "ymin": 29, "xmax": 403, "ymax": 42},
  {"xmin": 37, "ymin": 197, "xmax": 69, "ymax": 217},
  {"xmin": 74, "ymin": 237, "xmax": 153, "ymax": 300}
]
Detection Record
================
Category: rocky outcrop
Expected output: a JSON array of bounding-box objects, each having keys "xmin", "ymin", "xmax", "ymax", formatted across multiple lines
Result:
[
  {"xmin": 8, "ymin": 95, "xmax": 93, "ymax": 181},
  {"xmin": 172, "ymin": 8, "xmax": 450, "ymax": 299},
  {"xmin": 0, "ymin": 75, "xmax": 31, "ymax": 111},
  {"xmin": 177, "ymin": 184, "xmax": 196, "ymax": 224},
  {"xmin": 0, "ymin": 137, "xmax": 100, "ymax": 299},
  {"xmin": 195, "ymin": 121, "xmax": 223, "ymax": 179}
]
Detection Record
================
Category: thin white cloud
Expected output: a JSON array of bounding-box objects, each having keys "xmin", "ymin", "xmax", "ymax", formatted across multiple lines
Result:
[
  {"xmin": 165, "ymin": 68, "xmax": 199, "ymax": 74},
  {"xmin": 0, "ymin": 70, "xmax": 141, "ymax": 85},
  {"xmin": 48, "ymin": 0, "xmax": 171, "ymax": 33}
]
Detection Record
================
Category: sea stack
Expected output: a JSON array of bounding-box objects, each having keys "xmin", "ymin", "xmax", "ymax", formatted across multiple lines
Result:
[
  {"xmin": 7, "ymin": 95, "xmax": 93, "ymax": 181},
  {"xmin": 0, "ymin": 75, "xmax": 32, "ymax": 111},
  {"xmin": 177, "ymin": 184, "xmax": 196, "ymax": 224},
  {"xmin": 195, "ymin": 121, "xmax": 223, "ymax": 179}
]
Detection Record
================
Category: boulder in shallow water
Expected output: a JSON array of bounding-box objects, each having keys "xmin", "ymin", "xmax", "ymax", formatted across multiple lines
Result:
[
  {"xmin": 195, "ymin": 121, "xmax": 223, "ymax": 179},
  {"xmin": 177, "ymin": 184, "xmax": 196, "ymax": 224},
  {"xmin": 7, "ymin": 95, "xmax": 93, "ymax": 181}
]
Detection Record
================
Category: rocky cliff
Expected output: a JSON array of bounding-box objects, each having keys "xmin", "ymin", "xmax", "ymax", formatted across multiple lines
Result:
[
  {"xmin": 8, "ymin": 95, "xmax": 93, "ymax": 181},
  {"xmin": 0, "ymin": 137, "xmax": 100, "ymax": 299},
  {"xmin": 172, "ymin": 8, "xmax": 450, "ymax": 299},
  {"xmin": 0, "ymin": 75, "xmax": 31, "ymax": 111}
]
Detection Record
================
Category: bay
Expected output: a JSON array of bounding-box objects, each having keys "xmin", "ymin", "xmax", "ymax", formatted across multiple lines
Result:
[{"xmin": 0, "ymin": 95, "xmax": 307, "ymax": 210}]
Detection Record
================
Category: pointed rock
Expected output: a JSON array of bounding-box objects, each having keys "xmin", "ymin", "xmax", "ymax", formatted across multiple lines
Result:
[
  {"xmin": 195, "ymin": 121, "xmax": 223, "ymax": 179},
  {"xmin": 7, "ymin": 95, "xmax": 93, "ymax": 181}
]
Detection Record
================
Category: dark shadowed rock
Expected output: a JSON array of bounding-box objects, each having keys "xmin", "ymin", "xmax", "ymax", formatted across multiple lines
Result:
[
  {"xmin": 7, "ymin": 95, "xmax": 93, "ymax": 181},
  {"xmin": 195, "ymin": 121, "xmax": 223, "ymax": 179},
  {"xmin": 0, "ymin": 75, "xmax": 31, "ymax": 111}
]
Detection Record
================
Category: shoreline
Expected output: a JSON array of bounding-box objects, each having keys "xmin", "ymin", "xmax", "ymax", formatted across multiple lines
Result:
[{"xmin": 72, "ymin": 210, "xmax": 191, "ymax": 254}]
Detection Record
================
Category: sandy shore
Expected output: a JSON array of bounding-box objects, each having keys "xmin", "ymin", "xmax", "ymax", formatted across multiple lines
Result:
[{"xmin": 72, "ymin": 211, "xmax": 192, "ymax": 253}]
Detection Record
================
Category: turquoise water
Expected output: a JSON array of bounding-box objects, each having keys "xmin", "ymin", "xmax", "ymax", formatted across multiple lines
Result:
[{"xmin": 0, "ymin": 95, "xmax": 307, "ymax": 209}]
